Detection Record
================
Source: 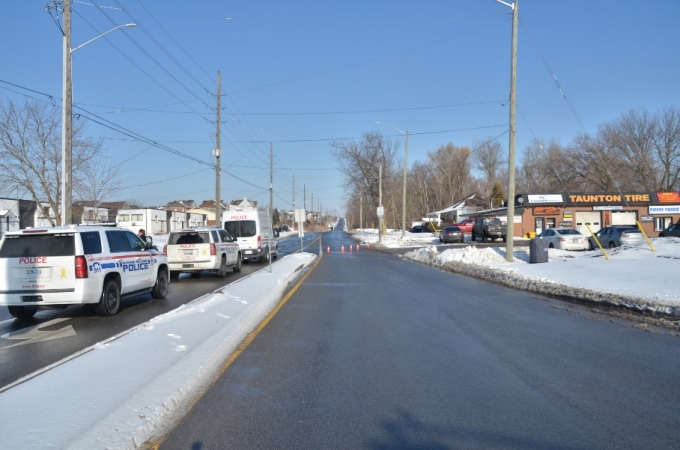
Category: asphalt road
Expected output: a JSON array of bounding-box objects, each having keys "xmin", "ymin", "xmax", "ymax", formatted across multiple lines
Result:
[
  {"xmin": 0, "ymin": 233, "xmax": 320, "ymax": 389},
  {"xmin": 161, "ymin": 220, "xmax": 680, "ymax": 449}
]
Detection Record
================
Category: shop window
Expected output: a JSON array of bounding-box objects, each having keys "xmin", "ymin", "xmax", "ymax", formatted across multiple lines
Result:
[
  {"xmin": 546, "ymin": 218, "xmax": 555, "ymax": 228},
  {"xmin": 655, "ymin": 217, "xmax": 672, "ymax": 231}
]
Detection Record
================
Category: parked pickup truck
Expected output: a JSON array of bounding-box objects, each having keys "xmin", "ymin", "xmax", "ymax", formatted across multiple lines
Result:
[{"xmin": 471, "ymin": 217, "xmax": 507, "ymax": 242}]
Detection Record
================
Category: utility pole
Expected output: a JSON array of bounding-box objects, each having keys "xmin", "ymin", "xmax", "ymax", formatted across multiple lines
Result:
[
  {"xmin": 292, "ymin": 174, "xmax": 295, "ymax": 229},
  {"xmin": 378, "ymin": 164, "xmax": 383, "ymax": 244},
  {"xmin": 61, "ymin": 0, "xmax": 72, "ymax": 225},
  {"xmin": 215, "ymin": 71, "xmax": 222, "ymax": 226},
  {"xmin": 269, "ymin": 143, "xmax": 273, "ymax": 223},
  {"xmin": 360, "ymin": 195, "xmax": 363, "ymax": 230},
  {"xmin": 505, "ymin": 0, "xmax": 519, "ymax": 262}
]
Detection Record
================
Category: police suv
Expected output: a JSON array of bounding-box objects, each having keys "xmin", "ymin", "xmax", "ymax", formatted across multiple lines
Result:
[
  {"xmin": 0, "ymin": 225, "xmax": 169, "ymax": 320},
  {"xmin": 163, "ymin": 227, "xmax": 241, "ymax": 279}
]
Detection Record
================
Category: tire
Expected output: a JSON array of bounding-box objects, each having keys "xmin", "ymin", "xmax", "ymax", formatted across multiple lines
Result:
[
  {"xmin": 471, "ymin": 232, "xmax": 476, "ymax": 241},
  {"xmin": 483, "ymin": 232, "xmax": 490, "ymax": 242},
  {"xmin": 502, "ymin": 235, "xmax": 507, "ymax": 243},
  {"xmin": 608, "ymin": 241, "xmax": 616, "ymax": 249},
  {"xmin": 262, "ymin": 248, "xmax": 270, "ymax": 263},
  {"xmin": 588, "ymin": 241, "xmax": 594, "ymax": 251},
  {"xmin": 152, "ymin": 269, "xmax": 168, "ymax": 299},
  {"xmin": 273, "ymin": 246, "xmax": 278, "ymax": 259},
  {"xmin": 170, "ymin": 271, "xmax": 180, "ymax": 280},
  {"xmin": 217, "ymin": 256, "xmax": 228, "ymax": 278},
  {"xmin": 8, "ymin": 306, "xmax": 36, "ymax": 320},
  {"xmin": 233, "ymin": 254, "xmax": 242, "ymax": 272},
  {"xmin": 95, "ymin": 279, "xmax": 121, "ymax": 317},
  {"xmin": 549, "ymin": 243, "xmax": 555, "ymax": 249}
]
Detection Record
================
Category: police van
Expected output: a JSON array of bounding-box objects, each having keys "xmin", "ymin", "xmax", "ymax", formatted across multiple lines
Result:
[
  {"xmin": 0, "ymin": 225, "xmax": 169, "ymax": 319},
  {"xmin": 223, "ymin": 209, "xmax": 278, "ymax": 262},
  {"xmin": 164, "ymin": 227, "xmax": 241, "ymax": 279}
]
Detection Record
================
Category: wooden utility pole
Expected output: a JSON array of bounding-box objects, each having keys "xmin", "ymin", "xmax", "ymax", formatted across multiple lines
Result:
[
  {"xmin": 292, "ymin": 174, "xmax": 295, "ymax": 229},
  {"xmin": 61, "ymin": 0, "xmax": 72, "ymax": 225},
  {"xmin": 269, "ymin": 143, "xmax": 273, "ymax": 223},
  {"xmin": 215, "ymin": 71, "xmax": 222, "ymax": 226}
]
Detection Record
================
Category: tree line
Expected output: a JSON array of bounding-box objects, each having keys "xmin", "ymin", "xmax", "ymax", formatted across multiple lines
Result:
[
  {"xmin": 0, "ymin": 99, "xmax": 122, "ymax": 226},
  {"xmin": 332, "ymin": 107, "xmax": 680, "ymax": 230}
]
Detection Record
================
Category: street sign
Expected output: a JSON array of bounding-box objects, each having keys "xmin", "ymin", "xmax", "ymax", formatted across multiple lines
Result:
[{"xmin": 377, "ymin": 207, "xmax": 384, "ymax": 217}]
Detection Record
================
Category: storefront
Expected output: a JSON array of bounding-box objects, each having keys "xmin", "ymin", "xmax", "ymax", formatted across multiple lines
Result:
[{"xmin": 514, "ymin": 192, "xmax": 680, "ymax": 237}]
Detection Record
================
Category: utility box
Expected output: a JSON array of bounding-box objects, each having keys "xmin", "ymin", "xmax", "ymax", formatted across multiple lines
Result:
[{"xmin": 529, "ymin": 237, "xmax": 549, "ymax": 264}]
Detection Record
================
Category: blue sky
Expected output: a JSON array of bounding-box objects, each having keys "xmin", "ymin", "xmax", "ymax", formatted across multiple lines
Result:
[{"xmin": 2, "ymin": 0, "xmax": 679, "ymax": 215}]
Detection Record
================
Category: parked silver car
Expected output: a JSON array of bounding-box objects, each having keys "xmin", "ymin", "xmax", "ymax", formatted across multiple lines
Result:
[
  {"xmin": 537, "ymin": 227, "xmax": 589, "ymax": 251},
  {"xmin": 588, "ymin": 226, "xmax": 643, "ymax": 250}
]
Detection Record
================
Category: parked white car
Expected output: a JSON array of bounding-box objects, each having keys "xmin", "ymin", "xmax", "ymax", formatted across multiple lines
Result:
[
  {"xmin": 0, "ymin": 225, "xmax": 169, "ymax": 319},
  {"xmin": 537, "ymin": 227, "xmax": 589, "ymax": 251},
  {"xmin": 164, "ymin": 227, "xmax": 241, "ymax": 279}
]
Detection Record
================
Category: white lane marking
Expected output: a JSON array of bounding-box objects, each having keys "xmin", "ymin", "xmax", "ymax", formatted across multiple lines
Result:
[{"xmin": 1, "ymin": 318, "xmax": 77, "ymax": 350}]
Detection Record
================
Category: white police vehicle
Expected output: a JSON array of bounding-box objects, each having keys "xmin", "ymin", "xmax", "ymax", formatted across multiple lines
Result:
[
  {"xmin": 163, "ymin": 227, "xmax": 241, "ymax": 279},
  {"xmin": 0, "ymin": 225, "xmax": 169, "ymax": 319}
]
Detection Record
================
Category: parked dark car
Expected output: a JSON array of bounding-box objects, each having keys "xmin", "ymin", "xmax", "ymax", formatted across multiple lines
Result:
[
  {"xmin": 659, "ymin": 222, "xmax": 680, "ymax": 238},
  {"xmin": 279, "ymin": 225, "xmax": 290, "ymax": 232},
  {"xmin": 408, "ymin": 225, "xmax": 423, "ymax": 233},
  {"xmin": 439, "ymin": 226, "xmax": 464, "ymax": 243}
]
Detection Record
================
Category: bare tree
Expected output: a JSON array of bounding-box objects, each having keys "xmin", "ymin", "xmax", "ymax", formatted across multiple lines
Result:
[
  {"xmin": 330, "ymin": 131, "xmax": 398, "ymax": 227},
  {"xmin": 654, "ymin": 107, "xmax": 680, "ymax": 191},
  {"xmin": 0, "ymin": 99, "xmax": 119, "ymax": 225},
  {"xmin": 426, "ymin": 143, "xmax": 473, "ymax": 207},
  {"xmin": 74, "ymin": 156, "xmax": 124, "ymax": 221},
  {"xmin": 473, "ymin": 138, "xmax": 506, "ymax": 182}
]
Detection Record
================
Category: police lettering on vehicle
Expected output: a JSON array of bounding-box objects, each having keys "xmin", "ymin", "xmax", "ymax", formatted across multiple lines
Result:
[{"xmin": 121, "ymin": 259, "xmax": 150, "ymax": 272}]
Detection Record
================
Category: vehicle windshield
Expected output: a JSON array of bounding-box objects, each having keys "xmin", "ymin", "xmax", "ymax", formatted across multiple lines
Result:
[
  {"xmin": 168, "ymin": 231, "xmax": 211, "ymax": 245},
  {"xmin": 488, "ymin": 218, "xmax": 502, "ymax": 225},
  {"xmin": 0, "ymin": 234, "xmax": 75, "ymax": 257},
  {"xmin": 224, "ymin": 220, "xmax": 256, "ymax": 238}
]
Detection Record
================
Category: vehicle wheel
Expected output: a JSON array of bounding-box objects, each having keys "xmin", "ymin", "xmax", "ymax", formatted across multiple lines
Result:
[
  {"xmin": 483, "ymin": 232, "xmax": 490, "ymax": 242},
  {"xmin": 217, "ymin": 256, "xmax": 228, "ymax": 278},
  {"xmin": 471, "ymin": 232, "xmax": 476, "ymax": 241},
  {"xmin": 152, "ymin": 269, "xmax": 169, "ymax": 299},
  {"xmin": 608, "ymin": 241, "xmax": 616, "ymax": 249},
  {"xmin": 170, "ymin": 271, "xmax": 180, "ymax": 280},
  {"xmin": 502, "ymin": 235, "xmax": 507, "ymax": 243},
  {"xmin": 233, "ymin": 254, "xmax": 242, "ymax": 272},
  {"xmin": 549, "ymin": 243, "xmax": 554, "ymax": 249},
  {"xmin": 262, "ymin": 248, "xmax": 270, "ymax": 263},
  {"xmin": 588, "ymin": 241, "xmax": 594, "ymax": 251},
  {"xmin": 273, "ymin": 246, "xmax": 278, "ymax": 259},
  {"xmin": 8, "ymin": 306, "xmax": 36, "ymax": 320},
  {"xmin": 95, "ymin": 279, "xmax": 121, "ymax": 317}
]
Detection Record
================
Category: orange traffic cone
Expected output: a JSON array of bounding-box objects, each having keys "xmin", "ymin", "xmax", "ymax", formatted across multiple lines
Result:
[
  {"xmin": 326, "ymin": 246, "xmax": 331, "ymax": 254},
  {"xmin": 356, "ymin": 244, "xmax": 360, "ymax": 251},
  {"xmin": 367, "ymin": 243, "xmax": 371, "ymax": 250},
  {"xmin": 341, "ymin": 245, "xmax": 345, "ymax": 253},
  {"xmin": 349, "ymin": 245, "xmax": 353, "ymax": 253}
]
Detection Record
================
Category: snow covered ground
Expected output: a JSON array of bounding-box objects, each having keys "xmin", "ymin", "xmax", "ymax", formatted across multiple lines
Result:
[
  {"xmin": 0, "ymin": 250, "xmax": 317, "ymax": 450},
  {"xmin": 350, "ymin": 228, "xmax": 680, "ymax": 315}
]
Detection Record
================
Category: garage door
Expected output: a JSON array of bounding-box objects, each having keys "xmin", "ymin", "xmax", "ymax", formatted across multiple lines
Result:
[
  {"xmin": 575, "ymin": 211, "xmax": 601, "ymax": 236},
  {"xmin": 611, "ymin": 211, "xmax": 637, "ymax": 226}
]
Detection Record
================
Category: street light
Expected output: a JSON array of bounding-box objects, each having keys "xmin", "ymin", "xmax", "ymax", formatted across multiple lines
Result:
[
  {"xmin": 375, "ymin": 121, "xmax": 409, "ymax": 238},
  {"xmin": 62, "ymin": 0, "xmax": 135, "ymax": 225},
  {"xmin": 496, "ymin": 0, "xmax": 519, "ymax": 262}
]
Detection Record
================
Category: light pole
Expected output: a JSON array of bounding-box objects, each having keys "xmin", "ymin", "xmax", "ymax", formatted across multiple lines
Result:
[
  {"xmin": 61, "ymin": 0, "xmax": 135, "ymax": 225},
  {"xmin": 496, "ymin": 0, "xmax": 518, "ymax": 262},
  {"xmin": 375, "ymin": 121, "xmax": 408, "ymax": 238}
]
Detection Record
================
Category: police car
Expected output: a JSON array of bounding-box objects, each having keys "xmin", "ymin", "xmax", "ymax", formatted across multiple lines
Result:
[
  {"xmin": 0, "ymin": 225, "xmax": 169, "ymax": 319},
  {"xmin": 163, "ymin": 227, "xmax": 241, "ymax": 279}
]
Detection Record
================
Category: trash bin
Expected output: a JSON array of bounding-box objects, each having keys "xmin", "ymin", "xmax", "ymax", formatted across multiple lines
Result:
[
  {"xmin": 528, "ymin": 231, "xmax": 536, "ymax": 238},
  {"xmin": 529, "ymin": 237, "xmax": 549, "ymax": 263}
]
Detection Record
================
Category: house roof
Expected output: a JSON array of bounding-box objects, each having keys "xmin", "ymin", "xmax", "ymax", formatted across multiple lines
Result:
[{"xmin": 427, "ymin": 193, "xmax": 477, "ymax": 216}]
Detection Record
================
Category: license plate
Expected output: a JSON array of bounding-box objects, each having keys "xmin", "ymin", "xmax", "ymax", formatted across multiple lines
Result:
[
  {"xmin": 183, "ymin": 250, "xmax": 193, "ymax": 255},
  {"xmin": 182, "ymin": 264, "xmax": 194, "ymax": 268},
  {"xmin": 245, "ymin": 250, "xmax": 253, "ymax": 255},
  {"xmin": 572, "ymin": 238, "xmax": 581, "ymax": 243}
]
